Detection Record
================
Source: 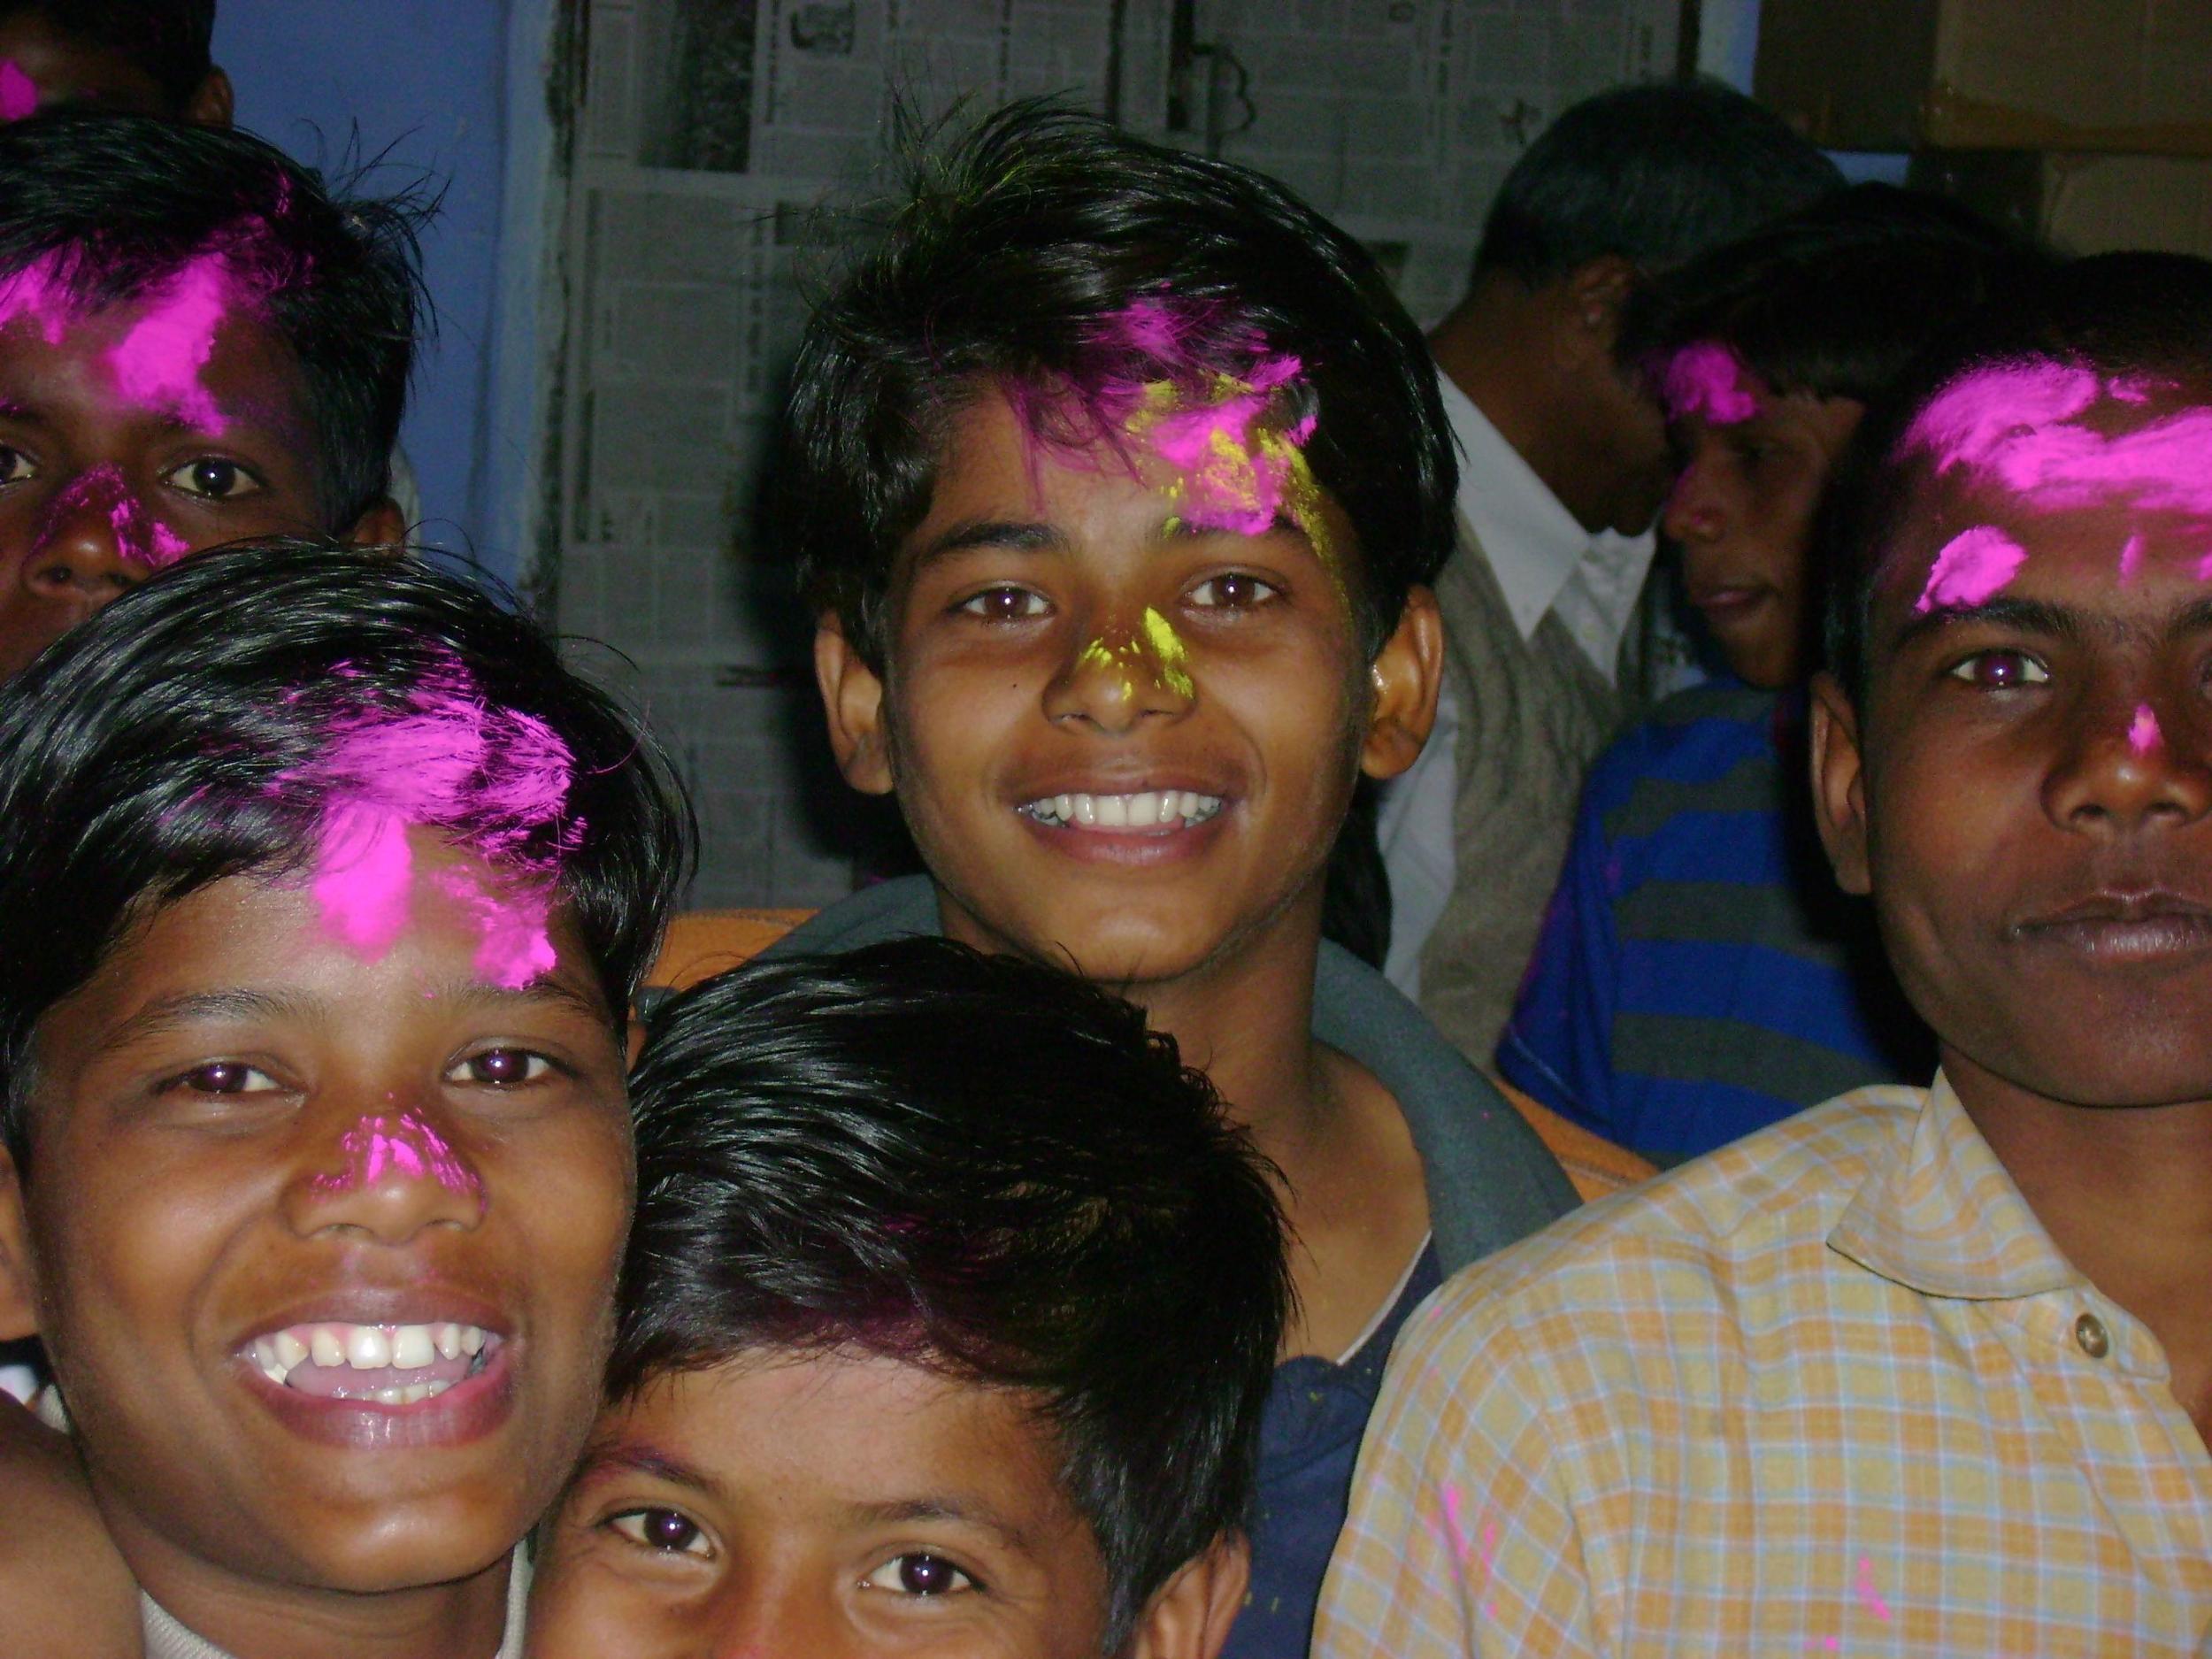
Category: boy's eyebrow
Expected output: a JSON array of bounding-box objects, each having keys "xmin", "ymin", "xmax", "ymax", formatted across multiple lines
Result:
[
  {"xmin": 580, "ymin": 1440, "xmax": 723, "ymax": 1498},
  {"xmin": 910, "ymin": 518, "xmax": 1067, "ymax": 570},
  {"xmin": 1886, "ymin": 594, "xmax": 2082, "ymax": 656},
  {"xmin": 423, "ymin": 974, "xmax": 613, "ymax": 1026},
  {"xmin": 91, "ymin": 987, "xmax": 297, "ymax": 1055},
  {"xmin": 849, "ymin": 1494, "xmax": 1039, "ymax": 1552}
]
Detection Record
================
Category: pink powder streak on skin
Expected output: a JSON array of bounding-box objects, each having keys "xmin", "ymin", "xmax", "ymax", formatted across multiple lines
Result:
[
  {"xmin": 434, "ymin": 865, "xmax": 558, "ymax": 991},
  {"xmin": 107, "ymin": 253, "xmax": 234, "ymax": 434},
  {"xmin": 0, "ymin": 62, "xmax": 36, "ymax": 123},
  {"xmin": 2130, "ymin": 704, "xmax": 2162, "ymax": 755},
  {"xmin": 1660, "ymin": 340, "xmax": 1759, "ymax": 425},
  {"xmin": 0, "ymin": 250, "xmax": 77, "ymax": 345},
  {"xmin": 2119, "ymin": 532, "xmax": 2145, "ymax": 583},
  {"xmin": 309, "ymin": 1110, "xmax": 483, "ymax": 1203},
  {"xmin": 1908, "ymin": 362, "xmax": 2212, "ymax": 519},
  {"xmin": 35, "ymin": 464, "xmax": 188, "ymax": 572},
  {"xmin": 1916, "ymin": 526, "xmax": 2028, "ymax": 614},
  {"xmin": 311, "ymin": 800, "xmax": 415, "ymax": 959}
]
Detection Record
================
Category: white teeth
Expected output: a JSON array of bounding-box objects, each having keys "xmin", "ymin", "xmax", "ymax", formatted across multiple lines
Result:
[
  {"xmin": 434, "ymin": 1322, "xmax": 462, "ymax": 1360},
  {"xmin": 373, "ymin": 1385, "xmax": 406, "ymax": 1405},
  {"xmin": 1022, "ymin": 790, "xmax": 1225, "ymax": 829},
  {"xmin": 310, "ymin": 1327, "xmax": 345, "ymax": 1368},
  {"xmin": 273, "ymin": 1330, "xmax": 309, "ymax": 1371},
  {"xmin": 346, "ymin": 1325, "xmax": 392, "ymax": 1369},
  {"xmin": 391, "ymin": 1325, "xmax": 436, "ymax": 1369},
  {"xmin": 460, "ymin": 1325, "xmax": 486, "ymax": 1356}
]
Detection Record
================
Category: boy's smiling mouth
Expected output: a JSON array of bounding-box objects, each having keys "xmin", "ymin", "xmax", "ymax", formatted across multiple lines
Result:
[
  {"xmin": 1018, "ymin": 789, "xmax": 1225, "ymax": 830},
  {"xmin": 241, "ymin": 1320, "xmax": 502, "ymax": 1405}
]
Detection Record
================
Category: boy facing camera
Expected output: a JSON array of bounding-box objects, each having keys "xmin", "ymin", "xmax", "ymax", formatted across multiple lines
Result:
[
  {"xmin": 528, "ymin": 938, "xmax": 1289, "ymax": 1659},
  {"xmin": 1319, "ymin": 254, "xmax": 2212, "ymax": 1656},
  {"xmin": 0, "ymin": 111, "xmax": 419, "ymax": 680},
  {"xmin": 773, "ymin": 101, "xmax": 1577, "ymax": 1655},
  {"xmin": 0, "ymin": 541, "xmax": 693, "ymax": 1658}
]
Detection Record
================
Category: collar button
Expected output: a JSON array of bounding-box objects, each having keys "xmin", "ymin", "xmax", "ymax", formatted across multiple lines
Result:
[{"xmin": 2074, "ymin": 1311, "xmax": 2110, "ymax": 1359}]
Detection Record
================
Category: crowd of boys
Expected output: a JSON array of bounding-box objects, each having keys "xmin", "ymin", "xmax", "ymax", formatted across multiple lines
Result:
[{"xmin": 0, "ymin": 4, "xmax": 2206, "ymax": 1658}]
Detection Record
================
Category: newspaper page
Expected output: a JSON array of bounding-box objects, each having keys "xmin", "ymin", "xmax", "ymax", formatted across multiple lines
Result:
[{"xmin": 555, "ymin": 0, "xmax": 1679, "ymax": 907}]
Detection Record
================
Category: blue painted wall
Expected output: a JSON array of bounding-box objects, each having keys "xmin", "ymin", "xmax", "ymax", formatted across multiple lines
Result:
[{"xmin": 214, "ymin": 0, "xmax": 524, "ymax": 580}]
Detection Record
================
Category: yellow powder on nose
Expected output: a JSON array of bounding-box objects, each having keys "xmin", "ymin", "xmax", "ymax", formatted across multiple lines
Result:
[{"xmin": 1141, "ymin": 606, "xmax": 1194, "ymax": 699}]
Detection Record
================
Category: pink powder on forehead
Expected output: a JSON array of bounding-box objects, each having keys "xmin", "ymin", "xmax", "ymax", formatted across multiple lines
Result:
[
  {"xmin": 283, "ymin": 662, "xmax": 580, "ymax": 979},
  {"xmin": 434, "ymin": 864, "xmax": 559, "ymax": 991},
  {"xmin": 309, "ymin": 1110, "xmax": 482, "ymax": 1202},
  {"xmin": 106, "ymin": 252, "xmax": 235, "ymax": 433},
  {"xmin": 1916, "ymin": 525, "xmax": 2028, "ymax": 613},
  {"xmin": 0, "ymin": 250, "xmax": 76, "ymax": 345},
  {"xmin": 1660, "ymin": 340, "xmax": 1759, "ymax": 425},
  {"xmin": 2129, "ymin": 704, "xmax": 2162, "ymax": 755},
  {"xmin": 0, "ymin": 62, "xmax": 35, "ymax": 123}
]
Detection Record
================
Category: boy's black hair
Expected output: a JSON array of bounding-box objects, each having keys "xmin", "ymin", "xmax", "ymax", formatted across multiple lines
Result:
[
  {"xmin": 1623, "ymin": 184, "xmax": 2039, "ymax": 405},
  {"xmin": 1474, "ymin": 79, "xmax": 1841, "ymax": 288},
  {"xmin": 0, "ymin": 110, "xmax": 424, "ymax": 527},
  {"xmin": 775, "ymin": 99, "xmax": 1455, "ymax": 666},
  {"xmin": 615, "ymin": 937, "xmax": 1291, "ymax": 1646},
  {"xmin": 0, "ymin": 539, "xmax": 696, "ymax": 1168},
  {"xmin": 0, "ymin": 0, "xmax": 215, "ymax": 112},
  {"xmin": 1824, "ymin": 251, "xmax": 2212, "ymax": 703}
]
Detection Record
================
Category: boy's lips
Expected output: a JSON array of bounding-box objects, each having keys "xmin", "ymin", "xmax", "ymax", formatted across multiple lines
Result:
[{"xmin": 2013, "ymin": 889, "xmax": 2212, "ymax": 964}]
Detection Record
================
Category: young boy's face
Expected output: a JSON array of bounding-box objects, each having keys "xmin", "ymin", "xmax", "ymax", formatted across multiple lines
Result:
[
  {"xmin": 529, "ymin": 1346, "xmax": 1123, "ymax": 1658},
  {"xmin": 817, "ymin": 388, "xmax": 1439, "ymax": 988},
  {"xmin": 0, "ymin": 830, "xmax": 634, "ymax": 1601},
  {"xmin": 1814, "ymin": 368, "xmax": 2212, "ymax": 1112},
  {"xmin": 0, "ymin": 282, "xmax": 396, "ymax": 680},
  {"xmin": 1660, "ymin": 365, "xmax": 1863, "ymax": 688}
]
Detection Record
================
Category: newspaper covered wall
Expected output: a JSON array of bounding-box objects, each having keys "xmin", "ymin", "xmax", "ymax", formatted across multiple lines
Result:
[{"xmin": 555, "ymin": 0, "xmax": 1679, "ymax": 908}]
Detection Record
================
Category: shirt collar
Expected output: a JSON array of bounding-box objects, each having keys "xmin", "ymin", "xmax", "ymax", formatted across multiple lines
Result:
[
  {"xmin": 1434, "ymin": 368, "xmax": 1656, "ymax": 657},
  {"xmin": 1828, "ymin": 1070, "xmax": 2084, "ymax": 1302}
]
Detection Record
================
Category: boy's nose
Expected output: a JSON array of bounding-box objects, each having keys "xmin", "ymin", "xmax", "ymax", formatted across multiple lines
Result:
[
  {"xmin": 280, "ymin": 1102, "xmax": 488, "ymax": 1244},
  {"xmin": 2044, "ymin": 697, "xmax": 2212, "ymax": 835},
  {"xmin": 1662, "ymin": 461, "xmax": 1723, "ymax": 545},
  {"xmin": 1043, "ymin": 626, "xmax": 1196, "ymax": 733},
  {"xmin": 19, "ymin": 468, "xmax": 149, "ymax": 616}
]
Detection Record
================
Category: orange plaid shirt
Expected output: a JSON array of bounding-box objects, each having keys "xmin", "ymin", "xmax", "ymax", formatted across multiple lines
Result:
[{"xmin": 1316, "ymin": 1076, "xmax": 2212, "ymax": 1657}]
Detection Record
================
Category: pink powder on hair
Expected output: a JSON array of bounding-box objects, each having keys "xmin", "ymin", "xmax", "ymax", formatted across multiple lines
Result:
[
  {"xmin": 2129, "ymin": 703, "xmax": 2162, "ymax": 755},
  {"xmin": 106, "ymin": 252, "xmax": 234, "ymax": 433},
  {"xmin": 0, "ymin": 61, "xmax": 35, "ymax": 123},
  {"xmin": 1915, "ymin": 526, "xmax": 2028, "ymax": 613},
  {"xmin": 282, "ymin": 660, "xmax": 580, "ymax": 981},
  {"xmin": 310, "ymin": 1110, "xmax": 482, "ymax": 1202},
  {"xmin": 1660, "ymin": 340, "xmax": 1759, "ymax": 425}
]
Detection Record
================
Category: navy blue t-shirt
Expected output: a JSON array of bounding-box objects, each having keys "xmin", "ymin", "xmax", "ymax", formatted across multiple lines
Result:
[{"xmin": 1224, "ymin": 1241, "xmax": 1443, "ymax": 1659}]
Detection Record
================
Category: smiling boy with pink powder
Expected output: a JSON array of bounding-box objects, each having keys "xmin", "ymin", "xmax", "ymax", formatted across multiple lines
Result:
[
  {"xmin": 0, "ymin": 110, "xmax": 420, "ymax": 681},
  {"xmin": 1319, "ymin": 251, "xmax": 2212, "ymax": 1657},
  {"xmin": 0, "ymin": 540, "xmax": 693, "ymax": 1657}
]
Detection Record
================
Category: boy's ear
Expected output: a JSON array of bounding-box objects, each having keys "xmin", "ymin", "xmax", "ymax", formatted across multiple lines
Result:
[
  {"xmin": 343, "ymin": 495, "xmax": 409, "ymax": 551},
  {"xmin": 1809, "ymin": 669, "xmax": 1873, "ymax": 896},
  {"xmin": 0, "ymin": 1147, "xmax": 40, "ymax": 1342},
  {"xmin": 814, "ymin": 613, "xmax": 895, "ymax": 796},
  {"xmin": 1359, "ymin": 583, "xmax": 1444, "ymax": 783},
  {"xmin": 184, "ymin": 65, "xmax": 235, "ymax": 128},
  {"xmin": 1563, "ymin": 253, "xmax": 1637, "ymax": 349},
  {"xmin": 1123, "ymin": 1534, "xmax": 1249, "ymax": 1659}
]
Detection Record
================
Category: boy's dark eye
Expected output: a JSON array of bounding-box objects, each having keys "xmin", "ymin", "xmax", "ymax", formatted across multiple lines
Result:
[
  {"xmin": 1187, "ymin": 572, "xmax": 1279, "ymax": 610},
  {"xmin": 610, "ymin": 1507, "xmax": 712, "ymax": 1558},
  {"xmin": 863, "ymin": 1551, "xmax": 978, "ymax": 1596},
  {"xmin": 171, "ymin": 1060, "xmax": 280, "ymax": 1095},
  {"xmin": 0, "ymin": 444, "xmax": 34, "ymax": 486},
  {"xmin": 956, "ymin": 585, "xmax": 1048, "ymax": 621},
  {"xmin": 165, "ymin": 457, "xmax": 264, "ymax": 500},
  {"xmin": 449, "ymin": 1048, "xmax": 552, "ymax": 1087},
  {"xmin": 1947, "ymin": 649, "xmax": 2050, "ymax": 689}
]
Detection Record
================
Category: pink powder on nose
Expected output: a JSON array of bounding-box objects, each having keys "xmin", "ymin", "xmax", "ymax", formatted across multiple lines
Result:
[
  {"xmin": 35, "ymin": 465, "xmax": 195, "ymax": 571},
  {"xmin": 2129, "ymin": 704, "xmax": 2162, "ymax": 755},
  {"xmin": 0, "ymin": 61, "xmax": 36, "ymax": 123},
  {"xmin": 107, "ymin": 252, "xmax": 234, "ymax": 433},
  {"xmin": 1660, "ymin": 340, "xmax": 1759, "ymax": 425},
  {"xmin": 1916, "ymin": 525, "xmax": 2028, "ymax": 613},
  {"xmin": 310, "ymin": 1110, "xmax": 482, "ymax": 1202}
]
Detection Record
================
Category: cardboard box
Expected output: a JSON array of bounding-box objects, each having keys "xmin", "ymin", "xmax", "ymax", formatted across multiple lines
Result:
[
  {"xmin": 1758, "ymin": 0, "xmax": 2212, "ymax": 155},
  {"xmin": 1913, "ymin": 149, "xmax": 2212, "ymax": 260}
]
